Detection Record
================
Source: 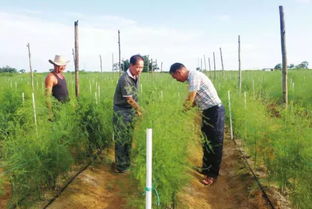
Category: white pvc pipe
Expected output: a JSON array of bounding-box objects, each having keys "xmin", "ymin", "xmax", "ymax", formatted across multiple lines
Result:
[
  {"xmin": 146, "ymin": 128, "xmax": 152, "ymax": 209},
  {"xmin": 22, "ymin": 92, "xmax": 25, "ymax": 104},
  {"xmin": 227, "ymin": 91, "xmax": 233, "ymax": 140}
]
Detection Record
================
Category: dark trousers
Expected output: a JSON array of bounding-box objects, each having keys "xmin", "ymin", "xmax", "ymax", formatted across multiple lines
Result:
[
  {"xmin": 113, "ymin": 109, "xmax": 135, "ymax": 172},
  {"xmin": 201, "ymin": 105, "xmax": 225, "ymax": 178}
]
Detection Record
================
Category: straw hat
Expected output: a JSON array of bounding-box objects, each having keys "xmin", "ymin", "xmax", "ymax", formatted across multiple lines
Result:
[{"xmin": 49, "ymin": 55, "xmax": 70, "ymax": 66}]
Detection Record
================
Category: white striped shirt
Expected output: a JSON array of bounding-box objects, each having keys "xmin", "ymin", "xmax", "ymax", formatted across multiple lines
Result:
[{"xmin": 187, "ymin": 70, "xmax": 221, "ymax": 110}]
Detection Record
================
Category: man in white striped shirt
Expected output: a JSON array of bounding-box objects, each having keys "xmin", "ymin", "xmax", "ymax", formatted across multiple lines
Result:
[{"xmin": 170, "ymin": 63, "xmax": 225, "ymax": 185}]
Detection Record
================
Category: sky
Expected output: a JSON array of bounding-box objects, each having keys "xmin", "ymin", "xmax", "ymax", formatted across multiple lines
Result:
[{"xmin": 0, "ymin": 0, "xmax": 311, "ymax": 72}]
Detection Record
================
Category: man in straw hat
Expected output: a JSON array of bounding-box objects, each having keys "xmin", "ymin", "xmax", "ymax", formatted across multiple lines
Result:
[{"xmin": 45, "ymin": 55, "xmax": 70, "ymax": 118}]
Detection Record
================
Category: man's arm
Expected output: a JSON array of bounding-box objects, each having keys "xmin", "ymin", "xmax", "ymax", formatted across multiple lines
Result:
[
  {"xmin": 126, "ymin": 96, "xmax": 143, "ymax": 116},
  {"xmin": 183, "ymin": 91, "xmax": 197, "ymax": 111}
]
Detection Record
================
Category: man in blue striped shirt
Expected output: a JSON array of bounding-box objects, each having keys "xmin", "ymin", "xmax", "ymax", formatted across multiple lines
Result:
[{"xmin": 170, "ymin": 63, "xmax": 225, "ymax": 185}]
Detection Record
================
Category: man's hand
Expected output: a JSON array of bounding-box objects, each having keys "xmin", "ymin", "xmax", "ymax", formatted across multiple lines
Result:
[
  {"xmin": 126, "ymin": 96, "xmax": 143, "ymax": 117},
  {"xmin": 182, "ymin": 91, "xmax": 197, "ymax": 112},
  {"xmin": 183, "ymin": 101, "xmax": 192, "ymax": 112},
  {"xmin": 136, "ymin": 109, "xmax": 143, "ymax": 117}
]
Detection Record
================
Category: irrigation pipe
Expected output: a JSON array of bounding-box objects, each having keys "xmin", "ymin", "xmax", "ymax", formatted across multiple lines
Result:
[
  {"xmin": 227, "ymin": 90, "xmax": 275, "ymax": 209},
  {"xmin": 42, "ymin": 149, "xmax": 103, "ymax": 209},
  {"xmin": 232, "ymin": 138, "xmax": 275, "ymax": 209}
]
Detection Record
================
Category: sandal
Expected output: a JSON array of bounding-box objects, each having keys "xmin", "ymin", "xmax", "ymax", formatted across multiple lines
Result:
[{"xmin": 201, "ymin": 176, "xmax": 216, "ymax": 185}]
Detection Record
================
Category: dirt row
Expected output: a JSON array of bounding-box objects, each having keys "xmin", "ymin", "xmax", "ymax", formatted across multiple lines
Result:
[{"xmin": 0, "ymin": 133, "xmax": 290, "ymax": 209}]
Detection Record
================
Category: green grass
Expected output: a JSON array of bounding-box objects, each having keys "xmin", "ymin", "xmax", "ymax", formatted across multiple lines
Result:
[{"xmin": 0, "ymin": 70, "xmax": 311, "ymax": 209}]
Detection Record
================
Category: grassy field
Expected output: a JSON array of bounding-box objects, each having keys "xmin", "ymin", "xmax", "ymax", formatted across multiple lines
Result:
[{"xmin": 0, "ymin": 70, "xmax": 311, "ymax": 209}]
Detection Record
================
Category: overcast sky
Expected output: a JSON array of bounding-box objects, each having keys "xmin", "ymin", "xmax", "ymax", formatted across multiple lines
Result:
[{"xmin": 0, "ymin": 0, "xmax": 311, "ymax": 72}]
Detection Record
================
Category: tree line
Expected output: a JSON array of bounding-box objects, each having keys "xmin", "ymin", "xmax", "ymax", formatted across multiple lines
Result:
[
  {"xmin": 274, "ymin": 61, "xmax": 309, "ymax": 70},
  {"xmin": 0, "ymin": 66, "xmax": 26, "ymax": 73},
  {"xmin": 118, "ymin": 55, "xmax": 160, "ymax": 72}
]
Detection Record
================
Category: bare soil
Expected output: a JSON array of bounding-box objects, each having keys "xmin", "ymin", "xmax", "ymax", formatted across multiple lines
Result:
[
  {"xmin": 0, "ymin": 180, "xmax": 10, "ymax": 209},
  {"xmin": 176, "ymin": 135, "xmax": 270, "ymax": 209},
  {"xmin": 0, "ymin": 135, "xmax": 290, "ymax": 209}
]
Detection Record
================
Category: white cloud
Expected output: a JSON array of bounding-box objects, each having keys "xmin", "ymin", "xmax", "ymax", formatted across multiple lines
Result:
[
  {"xmin": 0, "ymin": 11, "xmax": 207, "ymax": 72},
  {"xmin": 0, "ymin": 10, "xmax": 311, "ymax": 72},
  {"xmin": 216, "ymin": 14, "xmax": 231, "ymax": 22},
  {"xmin": 295, "ymin": 0, "xmax": 311, "ymax": 3}
]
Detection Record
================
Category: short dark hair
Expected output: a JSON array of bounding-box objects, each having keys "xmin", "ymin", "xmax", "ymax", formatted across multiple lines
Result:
[
  {"xmin": 130, "ymin": 54, "xmax": 144, "ymax": 65},
  {"xmin": 169, "ymin": 63, "xmax": 185, "ymax": 74}
]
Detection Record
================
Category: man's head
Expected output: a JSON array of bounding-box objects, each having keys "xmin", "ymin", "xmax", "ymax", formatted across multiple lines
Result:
[
  {"xmin": 49, "ymin": 55, "xmax": 69, "ymax": 73},
  {"xmin": 129, "ymin": 54, "xmax": 144, "ymax": 76},
  {"xmin": 169, "ymin": 63, "xmax": 189, "ymax": 82},
  {"xmin": 53, "ymin": 64, "xmax": 66, "ymax": 73}
]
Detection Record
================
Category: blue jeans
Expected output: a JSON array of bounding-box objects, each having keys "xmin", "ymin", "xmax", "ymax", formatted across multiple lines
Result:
[{"xmin": 201, "ymin": 105, "xmax": 225, "ymax": 178}]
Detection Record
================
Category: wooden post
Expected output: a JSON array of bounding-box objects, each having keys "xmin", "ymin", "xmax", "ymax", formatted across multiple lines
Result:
[
  {"xmin": 151, "ymin": 58, "xmax": 153, "ymax": 72},
  {"xmin": 213, "ymin": 52, "xmax": 216, "ymax": 80},
  {"xmin": 26, "ymin": 43, "xmax": 34, "ymax": 92},
  {"xmin": 200, "ymin": 58, "xmax": 203, "ymax": 71},
  {"xmin": 99, "ymin": 54, "xmax": 103, "ymax": 73},
  {"xmin": 203, "ymin": 55, "xmax": 207, "ymax": 71},
  {"xmin": 122, "ymin": 59, "xmax": 126, "ymax": 71},
  {"xmin": 220, "ymin": 47, "xmax": 224, "ymax": 71},
  {"xmin": 74, "ymin": 20, "xmax": 80, "ymax": 98},
  {"xmin": 161, "ymin": 62, "xmax": 163, "ymax": 72},
  {"xmin": 118, "ymin": 30, "xmax": 121, "ymax": 74},
  {"xmin": 227, "ymin": 91, "xmax": 233, "ymax": 140},
  {"xmin": 72, "ymin": 48, "xmax": 75, "ymax": 64},
  {"xmin": 208, "ymin": 57, "xmax": 211, "ymax": 71},
  {"xmin": 147, "ymin": 56, "xmax": 150, "ymax": 72},
  {"xmin": 197, "ymin": 57, "xmax": 200, "ymax": 69},
  {"xmin": 238, "ymin": 35, "xmax": 242, "ymax": 92},
  {"xmin": 32, "ymin": 92, "xmax": 38, "ymax": 135},
  {"xmin": 279, "ymin": 5, "xmax": 288, "ymax": 106}
]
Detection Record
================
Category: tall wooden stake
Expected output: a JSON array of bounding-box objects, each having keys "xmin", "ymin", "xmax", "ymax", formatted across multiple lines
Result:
[
  {"xmin": 161, "ymin": 62, "xmax": 163, "ymax": 72},
  {"xmin": 72, "ymin": 48, "xmax": 75, "ymax": 64},
  {"xmin": 147, "ymin": 56, "xmax": 150, "ymax": 72},
  {"xmin": 208, "ymin": 57, "xmax": 211, "ymax": 71},
  {"xmin": 99, "ymin": 54, "xmax": 103, "ymax": 73},
  {"xmin": 32, "ymin": 92, "xmax": 38, "ymax": 136},
  {"xmin": 204, "ymin": 55, "xmax": 207, "ymax": 71},
  {"xmin": 238, "ymin": 35, "xmax": 242, "ymax": 92},
  {"xmin": 220, "ymin": 47, "xmax": 224, "ymax": 71},
  {"xmin": 213, "ymin": 52, "xmax": 216, "ymax": 80},
  {"xmin": 201, "ymin": 58, "xmax": 203, "ymax": 71},
  {"xmin": 279, "ymin": 5, "xmax": 288, "ymax": 106},
  {"xmin": 26, "ymin": 43, "xmax": 34, "ymax": 92},
  {"xmin": 118, "ymin": 30, "xmax": 121, "ymax": 74},
  {"xmin": 227, "ymin": 91, "xmax": 233, "ymax": 140},
  {"xmin": 74, "ymin": 20, "xmax": 80, "ymax": 98}
]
